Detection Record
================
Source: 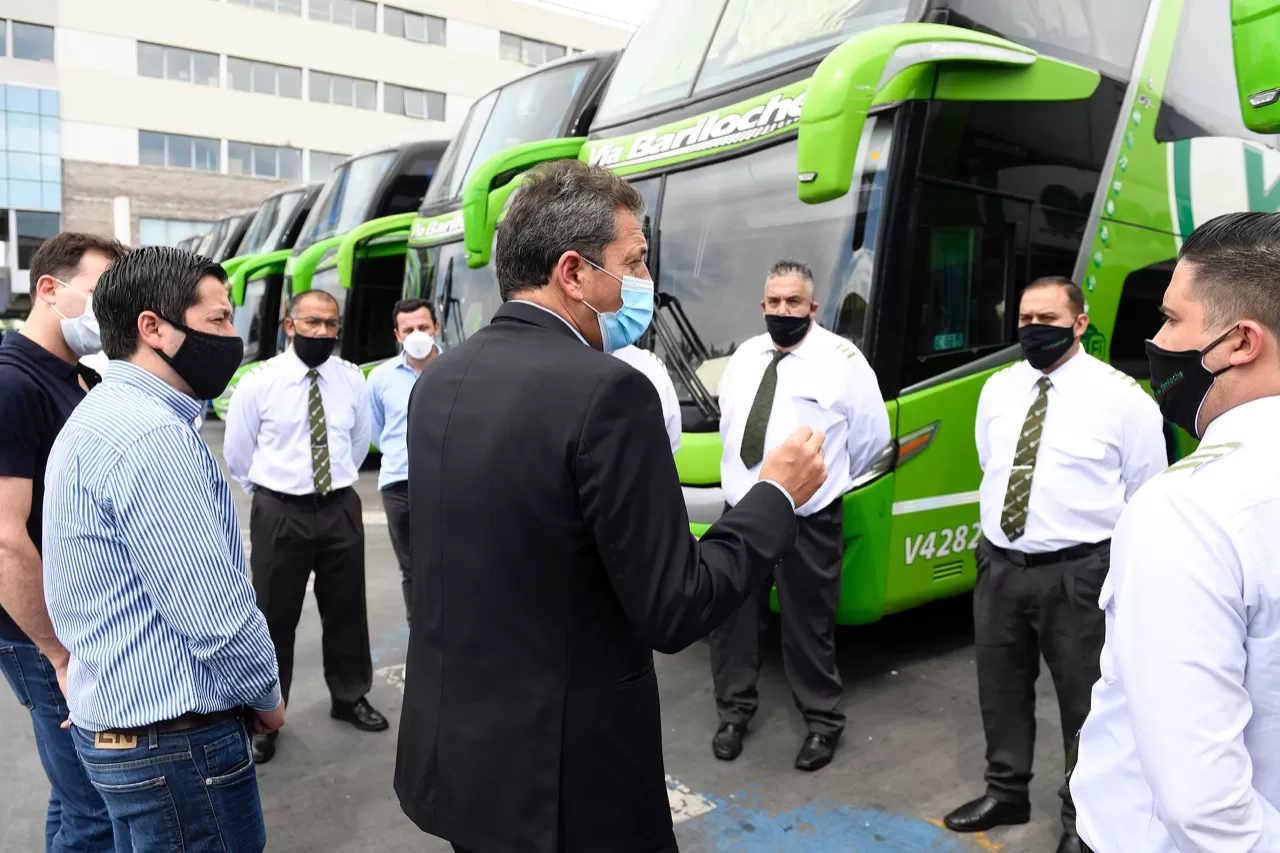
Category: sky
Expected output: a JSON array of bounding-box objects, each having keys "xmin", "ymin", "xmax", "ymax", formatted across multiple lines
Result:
[{"xmin": 514, "ymin": 0, "xmax": 659, "ymax": 29}]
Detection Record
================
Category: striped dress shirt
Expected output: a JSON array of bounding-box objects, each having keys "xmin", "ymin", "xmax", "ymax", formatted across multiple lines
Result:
[{"xmin": 43, "ymin": 361, "xmax": 280, "ymax": 731}]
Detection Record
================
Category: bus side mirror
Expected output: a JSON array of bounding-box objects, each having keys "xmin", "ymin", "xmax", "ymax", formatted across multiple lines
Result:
[
  {"xmin": 461, "ymin": 136, "xmax": 587, "ymax": 268},
  {"xmin": 467, "ymin": 176, "xmax": 527, "ymax": 270},
  {"xmin": 796, "ymin": 22, "xmax": 1100, "ymax": 204},
  {"xmin": 1232, "ymin": 0, "xmax": 1280, "ymax": 134}
]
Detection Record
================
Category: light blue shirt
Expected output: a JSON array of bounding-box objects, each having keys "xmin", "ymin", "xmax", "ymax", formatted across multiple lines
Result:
[
  {"xmin": 369, "ymin": 350, "xmax": 435, "ymax": 489},
  {"xmin": 43, "ymin": 361, "xmax": 281, "ymax": 731}
]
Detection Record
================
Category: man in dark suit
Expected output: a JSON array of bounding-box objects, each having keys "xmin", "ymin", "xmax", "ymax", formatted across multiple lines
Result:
[{"xmin": 394, "ymin": 159, "xmax": 828, "ymax": 853}]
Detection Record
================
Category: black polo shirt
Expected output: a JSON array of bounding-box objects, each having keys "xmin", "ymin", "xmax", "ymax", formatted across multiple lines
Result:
[{"xmin": 0, "ymin": 330, "xmax": 99, "ymax": 643}]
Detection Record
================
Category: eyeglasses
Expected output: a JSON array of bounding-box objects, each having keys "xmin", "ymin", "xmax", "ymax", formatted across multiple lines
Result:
[{"xmin": 294, "ymin": 316, "xmax": 340, "ymax": 333}]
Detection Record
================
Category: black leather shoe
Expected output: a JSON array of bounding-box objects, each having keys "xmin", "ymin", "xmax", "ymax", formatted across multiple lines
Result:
[
  {"xmin": 794, "ymin": 732, "xmax": 838, "ymax": 772},
  {"xmin": 943, "ymin": 795, "xmax": 1031, "ymax": 832},
  {"xmin": 1057, "ymin": 832, "xmax": 1085, "ymax": 853},
  {"xmin": 330, "ymin": 697, "xmax": 389, "ymax": 732},
  {"xmin": 252, "ymin": 732, "xmax": 276, "ymax": 764},
  {"xmin": 712, "ymin": 723, "xmax": 746, "ymax": 761}
]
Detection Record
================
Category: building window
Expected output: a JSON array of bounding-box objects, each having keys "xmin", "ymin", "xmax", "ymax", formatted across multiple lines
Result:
[
  {"xmin": 309, "ymin": 150, "xmax": 348, "ymax": 181},
  {"xmin": 384, "ymin": 84, "xmax": 445, "ymax": 121},
  {"xmin": 309, "ymin": 0, "xmax": 376, "ymax": 32},
  {"xmin": 0, "ymin": 19, "xmax": 7, "ymax": 56},
  {"xmin": 139, "ymin": 131, "xmax": 220, "ymax": 172},
  {"xmin": 384, "ymin": 6, "xmax": 445, "ymax": 45},
  {"xmin": 13, "ymin": 22, "xmax": 54, "ymax": 62},
  {"xmin": 228, "ymin": 57, "xmax": 302, "ymax": 99},
  {"xmin": 139, "ymin": 218, "xmax": 212, "ymax": 247},
  {"xmin": 499, "ymin": 33, "xmax": 566, "ymax": 67},
  {"xmin": 228, "ymin": 0, "xmax": 301, "ymax": 14},
  {"xmin": 228, "ymin": 141, "xmax": 301, "ymax": 180},
  {"xmin": 0, "ymin": 86, "xmax": 62, "ymax": 212},
  {"xmin": 17, "ymin": 211, "xmax": 59, "ymax": 269},
  {"xmin": 309, "ymin": 71, "xmax": 376, "ymax": 110},
  {"xmin": 138, "ymin": 42, "xmax": 220, "ymax": 87}
]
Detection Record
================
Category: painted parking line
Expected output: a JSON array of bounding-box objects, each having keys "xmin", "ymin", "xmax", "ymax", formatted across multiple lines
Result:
[{"xmin": 376, "ymin": 664, "xmax": 717, "ymax": 824}]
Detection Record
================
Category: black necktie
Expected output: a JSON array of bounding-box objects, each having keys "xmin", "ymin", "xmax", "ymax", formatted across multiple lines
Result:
[{"xmin": 739, "ymin": 350, "xmax": 788, "ymax": 469}]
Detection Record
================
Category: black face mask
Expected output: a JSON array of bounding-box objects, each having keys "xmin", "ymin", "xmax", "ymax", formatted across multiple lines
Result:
[
  {"xmin": 1145, "ymin": 326, "xmax": 1236, "ymax": 438},
  {"xmin": 765, "ymin": 314, "xmax": 811, "ymax": 348},
  {"xmin": 1018, "ymin": 323, "xmax": 1077, "ymax": 370},
  {"xmin": 155, "ymin": 321, "xmax": 245, "ymax": 401},
  {"xmin": 293, "ymin": 334, "xmax": 336, "ymax": 368}
]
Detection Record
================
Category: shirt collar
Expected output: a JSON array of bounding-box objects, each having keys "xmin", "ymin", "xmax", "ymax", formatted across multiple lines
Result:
[
  {"xmin": 2, "ymin": 329, "xmax": 79, "ymax": 379},
  {"xmin": 105, "ymin": 360, "xmax": 202, "ymax": 421},
  {"xmin": 753, "ymin": 322, "xmax": 821, "ymax": 361},
  {"xmin": 1202, "ymin": 394, "xmax": 1280, "ymax": 443},
  {"xmin": 284, "ymin": 346, "xmax": 332, "ymax": 383},
  {"xmin": 1018, "ymin": 346, "xmax": 1087, "ymax": 391},
  {"xmin": 508, "ymin": 300, "xmax": 588, "ymax": 346},
  {"xmin": 398, "ymin": 347, "xmax": 439, "ymax": 372}
]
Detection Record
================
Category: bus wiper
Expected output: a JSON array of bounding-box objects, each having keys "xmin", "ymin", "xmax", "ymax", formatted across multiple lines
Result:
[
  {"xmin": 652, "ymin": 293, "xmax": 719, "ymax": 422},
  {"xmin": 440, "ymin": 256, "xmax": 460, "ymax": 334}
]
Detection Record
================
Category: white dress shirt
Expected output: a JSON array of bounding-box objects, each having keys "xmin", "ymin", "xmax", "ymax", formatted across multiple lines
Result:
[
  {"xmin": 975, "ymin": 350, "xmax": 1166, "ymax": 553},
  {"xmin": 223, "ymin": 346, "xmax": 371, "ymax": 495},
  {"xmin": 719, "ymin": 324, "xmax": 889, "ymax": 517},
  {"xmin": 1071, "ymin": 395, "xmax": 1280, "ymax": 853},
  {"xmin": 612, "ymin": 344, "xmax": 682, "ymax": 454}
]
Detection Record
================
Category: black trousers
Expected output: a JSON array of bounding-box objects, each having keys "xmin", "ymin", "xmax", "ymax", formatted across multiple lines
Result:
[
  {"xmin": 250, "ymin": 486, "xmax": 373, "ymax": 706},
  {"xmin": 380, "ymin": 481, "xmax": 412, "ymax": 620},
  {"xmin": 974, "ymin": 537, "xmax": 1108, "ymax": 832},
  {"xmin": 709, "ymin": 499, "xmax": 844, "ymax": 737}
]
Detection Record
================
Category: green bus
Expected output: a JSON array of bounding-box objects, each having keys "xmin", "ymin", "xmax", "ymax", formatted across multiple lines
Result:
[
  {"xmin": 212, "ymin": 140, "xmax": 447, "ymax": 416},
  {"xmin": 196, "ymin": 207, "xmax": 254, "ymax": 265},
  {"xmin": 458, "ymin": 0, "xmax": 1280, "ymax": 626},
  {"xmin": 398, "ymin": 51, "xmax": 619, "ymax": 348}
]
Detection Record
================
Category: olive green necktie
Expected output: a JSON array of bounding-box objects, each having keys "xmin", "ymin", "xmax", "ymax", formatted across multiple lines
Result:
[
  {"xmin": 739, "ymin": 350, "xmax": 789, "ymax": 469},
  {"xmin": 1000, "ymin": 376, "xmax": 1051, "ymax": 541},
  {"xmin": 308, "ymin": 370, "xmax": 332, "ymax": 495}
]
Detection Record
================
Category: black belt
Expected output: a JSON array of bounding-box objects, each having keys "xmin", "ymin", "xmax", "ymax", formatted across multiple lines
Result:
[
  {"xmin": 253, "ymin": 484, "xmax": 351, "ymax": 505},
  {"xmin": 988, "ymin": 539, "xmax": 1108, "ymax": 568},
  {"xmin": 98, "ymin": 707, "xmax": 245, "ymax": 738}
]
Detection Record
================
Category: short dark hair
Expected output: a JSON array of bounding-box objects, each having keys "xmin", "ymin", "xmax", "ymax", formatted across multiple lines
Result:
[
  {"xmin": 768, "ymin": 259, "xmax": 814, "ymax": 283},
  {"xmin": 494, "ymin": 159, "xmax": 646, "ymax": 301},
  {"xmin": 1023, "ymin": 275, "xmax": 1085, "ymax": 316},
  {"xmin": 30, "ymin": 232, "xmax": 127, "ymax": 286},
  {"xmin": 392, "ymin": 298, "xmax": 436, "ymax": 326},
  {"xmin": 286, "ymin": 289, "xmax": 340, "ymax": 318},
  {"xmin": 1178, "ymin": 211, "xmax": 1280, "ymax": 334},
  {"xmin": 95, "ymin": 246, "xmax": 227, "ymax": 360}
]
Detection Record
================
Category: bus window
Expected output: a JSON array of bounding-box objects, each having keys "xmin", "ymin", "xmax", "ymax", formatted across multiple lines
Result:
[
  {"xmin": 434, "ymin": 241, "xmax": 501, "ymax": 350},
  {"xmin": 424, "ymin": 92, "xmax": 498, "ymax": 207},
  {"xmin": 902, "ymin": 182, "xmax": 1030, "ymax": 389},
  {"xmin": 374, "ymin": 153, "xmax": 437, "ymax": 219},
  {"xmin": 1156, "ymin": 0, "xmax": 1279, "ymax": 145},
  {"xmin": 695, "ymin": 0, "xmax": 913, "ymax": 95},
  {"xmin": 654, "ymin": 135, "xmax": 882, "ymax": 401},
  {"xmin": 947, "ymin": 0, "xmax": 1148, "ymax": 82},
  {"xmin": 239, "ymin": 191, "xmax": 305, "ymax": 256},
  {"xmin": 235, "ymin": 277, "xmax": 268, "ymax": 363}
]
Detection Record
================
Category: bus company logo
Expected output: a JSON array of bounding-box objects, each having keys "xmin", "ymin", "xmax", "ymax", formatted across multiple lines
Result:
[
  {"xmin": 588, "ymin": 91, "xmax": 807, "ymax": 170},
  {"xmin": 413, "ymin": 212, "xmax": 464, "ymax": 242}
]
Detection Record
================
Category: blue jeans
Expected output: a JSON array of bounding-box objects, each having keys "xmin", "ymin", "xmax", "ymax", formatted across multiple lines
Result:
[
  {"xmin": 0, "ymin": 639, "xmax": 113, "ymax": 853},
  {"xmin": 71, "ymin": 716, "xmax": 266, "ymax": 853}
]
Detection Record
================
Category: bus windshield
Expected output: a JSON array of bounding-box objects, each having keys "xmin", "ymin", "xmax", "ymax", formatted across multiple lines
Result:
[
  {"xmin": 424, "ymin": 62, "xmax": 593, "ymax": 206},
  {"xmin": 295, "ymin": 151, "xmax": 396, "ymax": 250},
  {"xmin": 196, "ymin": 217, "xmax": 231, "ymax": 258},
  {"xmin": 406, "ymin": 240, "xmax": 501, "ymax": 348},
  {"xmin": 596, "ymin": 0, "xmax": 912, "ymax": 125},
  {"xmin": 654, "ymin": 121, "xmax": 893, "ymax": 399},
  {"xmin": 238, "ymin": 190, "xmax": 305, "ymax": 256}
]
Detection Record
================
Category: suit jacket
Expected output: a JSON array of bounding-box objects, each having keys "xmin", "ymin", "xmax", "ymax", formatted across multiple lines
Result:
[{"xmin": 394, "ymin": 301, "xmax": 797, "ymax": 853}]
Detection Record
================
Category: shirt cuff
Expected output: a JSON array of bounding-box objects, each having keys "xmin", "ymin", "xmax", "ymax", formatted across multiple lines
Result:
[
  {"xmin": 248, "ymin": 681, "xmax": 282, "ymax": 713},
  {"xmin": 759, "ymin": 479, "xmax": 796, "ymax": 511}
]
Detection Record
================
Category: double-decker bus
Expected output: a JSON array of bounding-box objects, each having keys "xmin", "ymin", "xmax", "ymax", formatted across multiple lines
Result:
[
  {"xmin": 459, "ymin": 0, "xmax": 1280, "ymax": 626},
  {"xmin": 213, "ymin": 140, "xmax": 446, "ymax": 415},
  {"xmin": 400, "ymin": 51, "xmax": 619, "ymax": 347}
]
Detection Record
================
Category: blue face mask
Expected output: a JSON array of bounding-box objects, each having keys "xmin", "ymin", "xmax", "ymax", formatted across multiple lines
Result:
[{"xmin": 582, "ymin": 258, "xmax": 654, "ymax": 354}]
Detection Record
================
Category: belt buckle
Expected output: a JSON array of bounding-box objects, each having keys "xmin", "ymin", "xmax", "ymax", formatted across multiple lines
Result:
[{"xmin": 94, "ymin": 731, "xmax": 139, "ymax": 750}]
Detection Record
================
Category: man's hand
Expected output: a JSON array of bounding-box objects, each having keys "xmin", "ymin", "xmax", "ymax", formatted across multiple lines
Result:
[
  {"xmin": 253, "ymin": 702, "xmax": 286, "ymax": 735},
  {"xmin": 759, "ymin": 427, "xmax": 828, "ymax": 508},
  {"xmin": 51, "ymin": 652, "xmax": 72, "ymax": 729}
]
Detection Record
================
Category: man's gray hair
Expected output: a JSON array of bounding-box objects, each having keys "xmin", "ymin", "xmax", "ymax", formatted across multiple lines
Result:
[{"xmin": 495, "ymin": 159, "xmax": 646, "ymax": 301}]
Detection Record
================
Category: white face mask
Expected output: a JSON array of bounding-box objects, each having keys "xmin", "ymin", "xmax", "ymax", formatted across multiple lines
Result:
[
  {"xmin": 52, "ymin": 279, "xmax": 102, "ymax": 357},
  {"xmin": 402, "ymin": 329, "xmax": 435, "ymax": 360}
]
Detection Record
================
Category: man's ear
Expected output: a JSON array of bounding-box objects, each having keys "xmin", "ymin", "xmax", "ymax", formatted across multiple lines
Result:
[
  {"xmin": 137, "ymin": 310, "xmax": 166, "ymax": 351},
  {"xmin": 33, "ymin": 274, "xmax": 58, "ymax": 304},
  {"xmin": 1231, "ymin": 320, "xmax": 1268, "ymax": 368},
  {"xmin": 556, "ymin": 251, "xmax": 590, "ymax": 302},
  {"xmin": 1075, "ymin": 312, "xmax": 1090, "ymax": 336}
]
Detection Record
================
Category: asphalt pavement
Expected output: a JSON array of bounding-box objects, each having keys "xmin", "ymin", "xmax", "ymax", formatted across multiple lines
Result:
[{"xmin": 0, "ymin": 420, "xmax": 1068, "ymax": 853}]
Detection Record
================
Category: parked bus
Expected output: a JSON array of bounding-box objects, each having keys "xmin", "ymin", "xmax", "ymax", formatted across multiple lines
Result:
[
  {"xmin": 196, "ymin": 208, "xmax": 254, "ymax": 264},
  {"xmin": 397, "ymin": 51, "xmax": 618, "ymax": 349},
  {"xmin": 458, "ymin": 0, "xmax": 1280, "ymax": 626},
  {"xmin": 213, "ymin": 140, "xmax": 446, "ymax": 415}
]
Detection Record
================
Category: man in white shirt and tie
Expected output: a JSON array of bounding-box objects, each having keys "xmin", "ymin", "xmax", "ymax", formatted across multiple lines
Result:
[
  {"xmin": 944, "ymin": 276, "xmax": 1166, "ymax": 853},
  {"xmin": 224, "ymin": 289, "xmax": 386, "ymax": 765},
  {"xmin": 1071, "ymin": 212, "xmax": 1280, "ymax": 853},
  {"xmin": 709, "ymin": 259, "xmax": 890, "ymax": 773}
]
